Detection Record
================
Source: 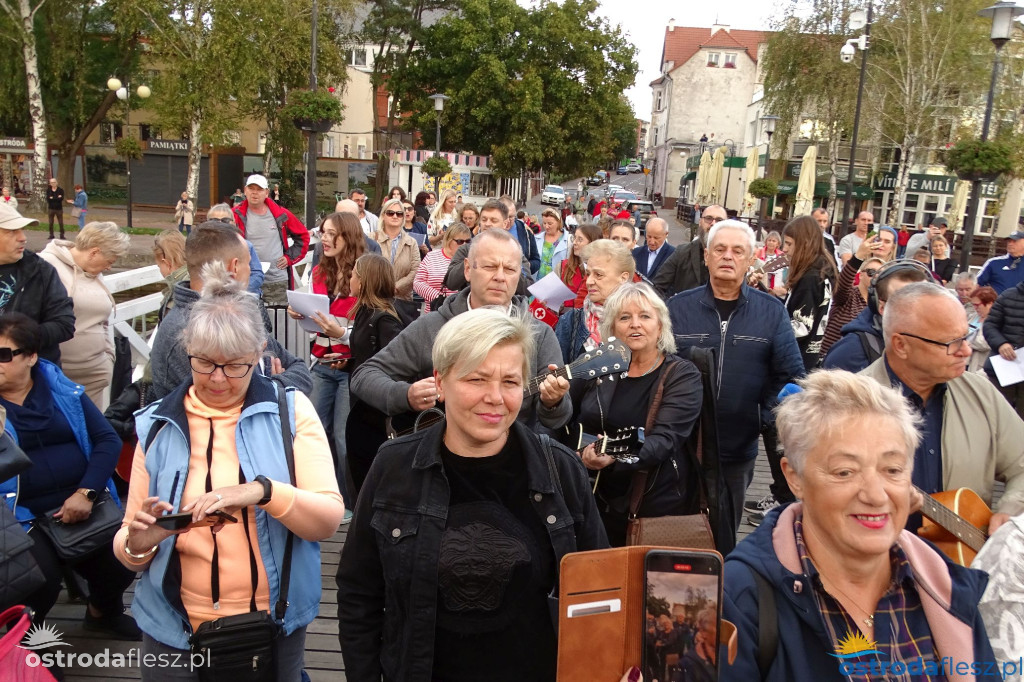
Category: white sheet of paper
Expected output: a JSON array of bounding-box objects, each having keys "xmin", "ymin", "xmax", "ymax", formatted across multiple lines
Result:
[
  {"xmin": 990, "ymin": 349, "xmax": 1024, "ymax": 387},
  {"xmin": 286, "ymin": 290, "xmax": 331, "ymax": 333},
  {"xmin": 528, "ymin": 272, "xmax": 575, "ymax": 309}
]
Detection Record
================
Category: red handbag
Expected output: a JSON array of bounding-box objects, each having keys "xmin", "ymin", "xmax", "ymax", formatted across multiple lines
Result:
[{"xmin": 0, "ymin": 606, "xmax": 58, "ymax": 681}]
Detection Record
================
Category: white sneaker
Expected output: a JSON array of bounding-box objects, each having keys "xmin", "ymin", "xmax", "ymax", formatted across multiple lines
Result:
[{"xmin": 743, "ymin": 493, "xmax": 778, "ymax": 513}]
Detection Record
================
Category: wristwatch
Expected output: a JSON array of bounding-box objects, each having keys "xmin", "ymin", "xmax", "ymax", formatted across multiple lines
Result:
[
  {"xmin": 76, "ymin": 488, "xmax": 97, "ymax": 502},
  {"xmin": 254, "ymin": 475, "xmax": 273, "ymax": 506}
]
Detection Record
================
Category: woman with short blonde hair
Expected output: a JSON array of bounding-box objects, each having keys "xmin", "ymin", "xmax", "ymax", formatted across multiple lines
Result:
[
  {"xmin": 39, "ymin": 221, "xmax": 130, "ymax": 408},
  {"xmin": 414, "ymin": 222, "xmax": 472, "ymax": 308}
]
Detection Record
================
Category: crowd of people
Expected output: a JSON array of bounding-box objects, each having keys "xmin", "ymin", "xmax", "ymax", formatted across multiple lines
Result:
[{"xmin": 1, "ymin": 179, "xmax": 1023, "ymax": 682}]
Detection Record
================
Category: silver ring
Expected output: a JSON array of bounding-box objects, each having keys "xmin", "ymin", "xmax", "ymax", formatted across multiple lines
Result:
[
  {"xmin": 423, "ymin": 396, "xmax": 429, "ymax": 403},
  {"xmin": 215, "ymin": 494, "xmax": 222, "ymax": 502}
]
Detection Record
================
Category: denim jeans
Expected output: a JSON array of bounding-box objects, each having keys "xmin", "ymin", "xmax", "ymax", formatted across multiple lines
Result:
[{"xmin": 311, "ymin": 363, "xmax": 351, "ymax": 508}]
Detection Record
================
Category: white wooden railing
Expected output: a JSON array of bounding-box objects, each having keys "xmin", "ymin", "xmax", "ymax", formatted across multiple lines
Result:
[{"xmin": 107, "ymin": 253, "xmax": 317, "ymax": 377}]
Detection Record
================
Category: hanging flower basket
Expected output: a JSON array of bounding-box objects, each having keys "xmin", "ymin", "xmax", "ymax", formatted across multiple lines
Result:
[
  {"xmin": 282, "ymin": 89, "xmax": 344, "ymax": 133},
  {"xmin": 421, "ymin": 154, "xmax": 452, "ymax": 179},
  {"xmin": 748, "ymin": 177, "xmax": 777, "ymax": 199},
  {"xmin": 114, "ymin": 136, "xmax": 143, "ymax": 161},
  {"xmin": 944, "ymin": 139, "xmax": 1013, "ymax": 182}
]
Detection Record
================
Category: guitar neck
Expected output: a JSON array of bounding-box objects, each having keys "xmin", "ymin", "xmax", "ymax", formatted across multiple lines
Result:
[
  {"xmin": 524, "ymin": 366, "xmax": 569, "ymax": 398},
  {"xmin": 915, "ymin": 486, "xmax": 988, "ymax": 553}
]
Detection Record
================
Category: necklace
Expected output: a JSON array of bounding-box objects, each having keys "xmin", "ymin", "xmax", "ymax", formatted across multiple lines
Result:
[
  {"xmin": 817, "ymin": 573, "xmax": 876, "ymax": 629},
  {"xmin": 633, "ymin": 354, "xmax": 663, "ymax": 378}
]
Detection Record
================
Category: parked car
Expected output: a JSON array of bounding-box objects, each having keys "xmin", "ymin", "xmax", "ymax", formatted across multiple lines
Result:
[
  {"xmin": 613, "ymin": 191, "xmax": 638, "ymax": 203},
  {"xmin": 625, "ymin": 200, "xmax": 657, "ymax": 233},
  {"xmin": 617, "ymin": 165, "xmax": 629, "ymax": 175},
  {"xmin": 586, "ymin": 175, "xmax": 603, "ymax": 186},
  {"xmin": 606, "ymin": 184, "xmax": 624, "ymax": 196},
  {"xmin": 626, "ymin": 163, "xmax": 642, "ymax": 173},
  {"xmin": 541, "ymin": 184, "xmax": 566, "ymax": 206}
]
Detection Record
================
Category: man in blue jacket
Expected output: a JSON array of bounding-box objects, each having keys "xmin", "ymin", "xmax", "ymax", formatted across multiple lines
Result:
[
  {"xmin": 501, "ymin": 195, "xmax": 540, "ymax": 274},
  {"xmin": 668, "ymin": 220, "xmax": 803, "ymax": 551},
  {"xmin": 977, "ymin": 230, "xmax": 1024, "ymax": 294}
]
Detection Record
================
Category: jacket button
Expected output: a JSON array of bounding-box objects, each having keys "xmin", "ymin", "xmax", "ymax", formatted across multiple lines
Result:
[
  {"xmin": 546, "ymin": 515, "xmax": 556, "ymax": 524},
  {"xmin": 391, "ymin": 528, "xmax": 401, "ymax": 538},
  {"xmin": 534, "ymin": 493, "xmax": 543, "ymax": 502}
]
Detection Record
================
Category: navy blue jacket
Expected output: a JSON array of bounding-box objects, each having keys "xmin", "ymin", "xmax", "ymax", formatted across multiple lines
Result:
[
  {"xmin": 514, "ymin": 219, "xmax": 541, "ymax": 274},
  {"xmin": 632, "ymin": 242, "xmax": 676, "ymax": 280},
  {"xmin": 723, "ymin": 504, "xmax": 998, "ymax": 682},
  {"xmin": 554, "ymin": 308, "xmax": 589, "ymax": 364},
  {"xmin": 822, "ymin": 306, "xmax": 880, "ymax": 373},
  {"xmin": 667, "ymin": 284, "xmax": 803, "ymax": 462}
]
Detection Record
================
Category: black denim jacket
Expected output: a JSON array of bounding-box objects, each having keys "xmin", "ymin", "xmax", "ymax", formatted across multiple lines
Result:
[{"xmin": 336, "ymin": 421, "xmax": 609, "ymax": 682}]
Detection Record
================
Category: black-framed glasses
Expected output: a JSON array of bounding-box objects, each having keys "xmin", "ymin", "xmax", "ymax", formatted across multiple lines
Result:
[
  {"xmin": 701, "ymin": 215, "xmax": 726, "ymax": 224},
  {"xmin": 383, "ymin": 210, "xmax": 404, "ymax": 217},
  {"xmin": 453, "ymin": 238, "xmax": 472, "ymax": 246},
  {"xmin": 0, "ymin": 347, "xmax": 25, "ymax": 363},
  {"xmin": 188, "ymin": 355, "xmax": 255, "ymax": 378},
  {"xmin": 896, "ymin": 332, "xmax": 969, "ymax": 355}
]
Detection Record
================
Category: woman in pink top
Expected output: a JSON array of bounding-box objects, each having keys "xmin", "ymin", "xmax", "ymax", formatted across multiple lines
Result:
[
  {"xmin": 413, "ymin": 222, "xmax": 473, "ymax": 308},
  {"xmin": 755, "ymin": 230, "xmax": 783, "ymax": 262}
]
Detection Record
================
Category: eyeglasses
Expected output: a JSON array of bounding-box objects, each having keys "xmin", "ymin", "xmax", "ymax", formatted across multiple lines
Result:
[
  {"xmin": 188, "ymin": 355, "xmax": 255, "ymax": 378},
  {"xmin": 383, "ymin": 210, "xmax": 404, "ymax": 217},
  {"xmin": 452, "ymin": 238, "xmax": 472, "ymax": 246},
  {"xmin": 701, "ymin": 215, "xmax": 727, "ymax": 224},
  {"xmin": 895, "ymin": 332, "xmax": 970, "ymax": 355},
  {"xmin": 0, "ymin": 347, "xmax": 25, "ymax": 363},
  {"xmin": 862, "ymin": 268, "xmax": 879, "ymax": 277}
]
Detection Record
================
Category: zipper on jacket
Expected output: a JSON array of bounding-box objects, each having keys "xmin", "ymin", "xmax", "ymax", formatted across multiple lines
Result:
[
  {"xmin": 168, "ymin": 471, "xmax": 181, "ymax": 508},
  {"xmin": 716, "ymin": 314, "xmax": 728, "ymax": 394}
]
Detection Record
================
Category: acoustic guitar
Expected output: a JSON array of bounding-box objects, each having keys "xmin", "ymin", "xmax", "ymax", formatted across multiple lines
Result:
[
  {"xmin": 572, "ymin": 426, "xmax": 646, "ymax": 464},
  {"xmin": 388, "ymin": 338, "xmax": 631, "ymax": 439},
  {"xmin": 915, "ymin": 486, "xmax": 991, "ymax": 566}
]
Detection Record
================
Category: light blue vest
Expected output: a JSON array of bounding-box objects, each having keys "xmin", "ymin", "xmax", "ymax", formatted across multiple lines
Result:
[{"xmin": 130, "ymin": 379, "xmax": 323, "ymax": 649}]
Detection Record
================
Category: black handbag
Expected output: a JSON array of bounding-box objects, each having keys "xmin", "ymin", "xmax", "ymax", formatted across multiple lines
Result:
[
  {"xmin": 33, "ymin": 490, "xmax": 122, "ymax": 562},
  {"xmin": 189, "ymin": 384, "xmax": 297, "ymax": 682},
  {"xmin": 0, "ymin": 431, "xmax": 31, "ymax": 482},
  {"xmin": 0, "ymin": 504, "xmax": 44, "ymax": 611}
]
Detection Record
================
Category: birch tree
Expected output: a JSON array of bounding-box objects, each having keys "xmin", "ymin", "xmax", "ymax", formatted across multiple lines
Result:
[
  {"xmin": 867, "ymin": 0, "xmax": 988, "ymax": 226},
  {"xmin": 0, "ymin": 0, "xmax": 50, "ymax": 210}
]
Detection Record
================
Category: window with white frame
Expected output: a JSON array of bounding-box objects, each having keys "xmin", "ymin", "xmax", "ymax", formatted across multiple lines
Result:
[
  {"xmin": 707, "ymin": 52, "xmax": 720, "ymax": 67},
  {"xmin": 349, "ymin": 48, "xmax": 367, "ymax": 67},
  {"xmin": 724, "ymin": 53, "xmax": 737, "ymax": 68}
]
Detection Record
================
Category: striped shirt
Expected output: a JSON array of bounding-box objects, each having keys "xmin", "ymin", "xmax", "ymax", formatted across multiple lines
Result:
[
  {"xmin": 794, "ymin": 515, "xmax": 941, "ymax": 681},
  {"xmin": 413, "ymin": 249, "xmax": 455, "ymax": 303}
]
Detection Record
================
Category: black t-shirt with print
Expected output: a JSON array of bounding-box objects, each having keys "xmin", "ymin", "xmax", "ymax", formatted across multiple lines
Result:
[
  {"xmin": 433, "ymin": 430, "xmax": 557, "ymax": 681},
  {"xmin": 0, "ymin": 262, "xmax": 20, "ymax": 314}
]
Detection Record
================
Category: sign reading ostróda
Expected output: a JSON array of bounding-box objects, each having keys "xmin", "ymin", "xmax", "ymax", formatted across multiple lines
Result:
[
  {"xmin": 147, "ymin": 139, "xmax": 189, "ymax": 154},
  {"xmin": 0, "ymin": 137, "xmax": 29, "ymax": 150}
]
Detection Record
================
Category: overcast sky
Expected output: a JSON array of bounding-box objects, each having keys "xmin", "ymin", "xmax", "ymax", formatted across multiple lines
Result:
[{"xmin": 516, "ymin": 0, "xmax": 783, "ymax": 120}]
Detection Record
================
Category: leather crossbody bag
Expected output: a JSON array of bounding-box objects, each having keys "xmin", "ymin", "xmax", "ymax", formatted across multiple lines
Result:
[
  {"xmin": 625, "ymin": 361, "xmax": 715, "ymax": 549},
  {"xmin": 34, "ymin": 490, "xmax": 123, "ymax": 562},
  {"xmin": 189, "ymin": 384, "xmax": 297, "ymax": 682}
]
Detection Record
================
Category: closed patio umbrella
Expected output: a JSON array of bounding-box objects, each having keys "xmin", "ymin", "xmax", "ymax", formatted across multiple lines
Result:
[
  {"xmin": 742, "ymin": 152, "xmax": 760, "ymax": 216},
  {"xmin": 707, "ymin": 146, "xmax": 726, "ymax": 205},
  {"xmin": 794, "ymin": 145, "xmax": 817, "ymax": 216},
  {"xmin": 695, "ymin": 150, "xmax": 713, "ymax": 203}
]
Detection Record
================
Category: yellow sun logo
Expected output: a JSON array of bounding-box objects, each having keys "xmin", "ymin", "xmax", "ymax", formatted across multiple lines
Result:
[{"xmin": 835, "ymin": 630, "xmax": 879, "ymax": 656}]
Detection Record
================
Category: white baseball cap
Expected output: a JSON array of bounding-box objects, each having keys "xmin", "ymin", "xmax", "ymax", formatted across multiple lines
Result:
[
  {"xmin": 245, "ymin": 174, "xmax": 268, "ymax": 189},
  {"xmin": 0, "ymin": 203, "xmax": 38, "ymax": 230}
]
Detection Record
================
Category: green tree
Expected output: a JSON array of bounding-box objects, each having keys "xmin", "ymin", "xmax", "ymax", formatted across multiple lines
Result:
[
  {"xmin": 761, "ymin": 0, "xmax": 859, "ymax": 215},
  {"xmin": 396, "ymin": 0, "xmax": 637, "ymax": 180}
]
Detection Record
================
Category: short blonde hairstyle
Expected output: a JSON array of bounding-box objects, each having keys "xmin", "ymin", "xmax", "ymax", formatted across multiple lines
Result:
[
  {"xmin": 599, "ymin": 282, "xmax": 676, "ymax": 354},
  {"xmin": 76, "ymin": 221, "xmax": 130, "ymax": 259},
  {"xmin": 582, "ymin": 239, "xmax": 636, "ymax": 278},
  {"xmin": 432, "ymin": 307, "xmax": 534, "ymax": 381},
  {"xmin": 774, "ymin": 370, "xmax": 922, "ymax": 474},
  {"xmin": 442, "ymin": 222, "xmax": 472, "ymax": 250},
  {"xmin": 153, "ymin": 230, "xmax": 186, "ymax": 269}
]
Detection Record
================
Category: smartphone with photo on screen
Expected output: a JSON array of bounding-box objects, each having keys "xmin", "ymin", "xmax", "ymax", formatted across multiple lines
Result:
[{"xmin": 642, "ymin": 549, "xmax": 723, "ymax": 682}]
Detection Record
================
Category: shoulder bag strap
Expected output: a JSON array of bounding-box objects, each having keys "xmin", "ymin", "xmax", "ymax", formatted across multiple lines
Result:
[
  {"xmin": 274, "ymin": 383, "xmax": 297, "ymax": 620},
  {"xmin": 750, "ymin": 566, "xmax": 777, "ymax": 678},
  {"xmin": 627, "ymin": 359, "xmax": 677, "ymax": 519}
]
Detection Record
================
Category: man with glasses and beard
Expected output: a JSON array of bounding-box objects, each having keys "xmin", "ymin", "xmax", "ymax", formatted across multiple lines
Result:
[{"xmin": 652, "ymin": 204, "xmax": 727, "ymax": 298}]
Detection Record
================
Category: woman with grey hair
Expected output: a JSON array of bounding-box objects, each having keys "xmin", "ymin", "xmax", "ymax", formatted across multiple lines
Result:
[
  {"xmin": 568, "ymin": 282, "xmax": 703, "ymax": 545},
  {"xmin": 115, "ymin": 262, "xmax": 344, "ymax": 680},
  {"xmin": 40, "ymin": 221, "xmax": 130, "ymax": 409},
  {"xmin": 337, "ymin": 307, "xmax": 606, "ymax": 681},
  {"xmin": 723, "ymin": 370, "xmax": 997, "ymax": 681}
]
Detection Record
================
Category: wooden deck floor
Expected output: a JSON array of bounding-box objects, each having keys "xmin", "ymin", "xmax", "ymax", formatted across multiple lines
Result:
[{"xmin": 57, "ymin": 458, "xmax": 769, "ymax": 681}]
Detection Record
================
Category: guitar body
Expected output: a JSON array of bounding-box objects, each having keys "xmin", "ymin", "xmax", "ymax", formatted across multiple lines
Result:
[{"xmin": 917, "ymin": 488, "xmax": 992, "ymax": 566}]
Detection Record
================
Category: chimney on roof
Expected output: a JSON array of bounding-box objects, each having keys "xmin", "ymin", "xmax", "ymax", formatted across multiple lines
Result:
[
  {"xmin": 668, "ymin": 18, "xmax": 675, "ymax": 32},
  {"xmin": 711, "ymin": 23, "xmax": 730, "ymax": 33}
]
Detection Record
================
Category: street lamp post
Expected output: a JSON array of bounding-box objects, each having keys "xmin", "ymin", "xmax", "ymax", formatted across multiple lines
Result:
[
  {"xmin": 840, "ymin": 4, "xmax": 873, "ymax": 231},
  {"xmin": 305, "ymin": 0, "xmax": 319, "ymax": 233},
  {"xmin": 428, "ymin": 93, "xmax": 449, "ymax": 193},
  {"xmin": 959, "ymin": 1, "xmax": 1024, "ymax": 273},
  {"xmin": 759, "ymin": 115, "xmax": 778, "ymax": 221},
  {"xmin": 107, "ymin": 78, "xmax": 151, "ymax": 229},
  {"xmin": 720, "ymin": 139, "xmax": 736, "ymax": 210}
]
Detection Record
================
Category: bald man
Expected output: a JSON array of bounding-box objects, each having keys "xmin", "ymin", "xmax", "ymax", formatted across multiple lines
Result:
[
  {"xmin": 838, "ymin": 211, "xmax": 873, "ymax": 267},
  {"xmin": 652, "ymin": 204, "xmax": 726, "ymax": 297},
  {"xmin": 633, "ymin": 217, "xmax": 674, "ymax": 280}
]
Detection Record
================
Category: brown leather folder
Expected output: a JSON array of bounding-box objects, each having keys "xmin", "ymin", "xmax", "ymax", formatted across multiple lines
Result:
[{"xmin": 556, "ymin": 546, "xmax": 737, "ymax": 682}]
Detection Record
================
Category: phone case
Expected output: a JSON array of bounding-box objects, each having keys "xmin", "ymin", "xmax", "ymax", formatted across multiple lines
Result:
[{"xmin": 556, "ymin": 546, "xmax": 737, "ymax": 682}]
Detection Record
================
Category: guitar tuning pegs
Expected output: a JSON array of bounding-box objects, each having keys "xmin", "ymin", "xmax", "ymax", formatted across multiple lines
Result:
[
  {"xmin": 587, "ymin": 369, "xmax": 596, "ymax": 377},
  {"xmin": 600, "ymin": 366, "xmax": 608, "ymax": 373},
  {"xmin": 620, "ymin": 372, "xmax": 628, "ymax": 379}
]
